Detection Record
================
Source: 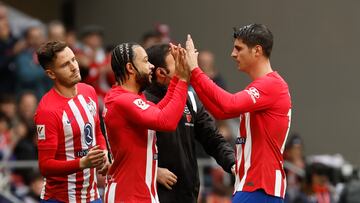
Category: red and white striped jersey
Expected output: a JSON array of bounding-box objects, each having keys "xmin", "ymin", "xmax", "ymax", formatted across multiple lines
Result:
[
  {"xmin": 34, "ymin": 83, "xmax": 106, "ymax": 202},
  {"xmin": 190, "ymin": 68, "xmax": 292, "ymax": 198},
  {"xmin": 103, "ymin": 77, "xmax": 188, "ymax": 203}
]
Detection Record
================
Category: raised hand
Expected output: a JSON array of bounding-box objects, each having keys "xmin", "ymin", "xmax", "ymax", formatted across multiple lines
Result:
[
  {"xmin": 170, "ymin": 43, "xmax": 190, "ymax": 82},
  {"xmin": 157, "ymin": 167, "xmax": 178, "ymax": 190},
  {"xmin": 80, "ymin": 145, "xmax": 106, "ymax": 169},
  {"xmin": 185, "ymin": 34, "xmax": 199, "ymax": 71}
]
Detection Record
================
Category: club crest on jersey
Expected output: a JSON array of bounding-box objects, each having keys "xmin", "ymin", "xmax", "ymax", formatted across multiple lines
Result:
[
  {"xmin": 84, "ymin": 122, "xmax": 93, "ymax": 147},
  {"xmin": 245, "ymin": 87, "xmax": 260, "ymax": 104},
  {"xmin": 236, "ymin": 137, "xmax": 246, "ymax": 145},
  {"xmin": 37, "ymin": 125, "xmax": 45, "ymax": 140},
  {"xmin": 87, "ymin": 97, "xmax": 97, "ymax": 117},
  {"xmin": 184, "ymin": 105, "xmax": 193, "ymax": 126},
  {"xmin": 133, "ymin": 98, "xmax": 150, "ymax": 110}
]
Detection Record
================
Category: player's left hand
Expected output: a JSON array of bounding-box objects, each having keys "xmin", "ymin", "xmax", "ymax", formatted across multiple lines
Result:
[
  {"xmin": 97, "ymin": 151, "xmax": 111, "ymax": 176},
  {"xmin": 185, "ymin": 34, "xmax": 199, "ymax": 71}
]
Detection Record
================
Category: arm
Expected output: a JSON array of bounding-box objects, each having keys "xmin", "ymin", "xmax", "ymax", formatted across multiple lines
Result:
[
  {"xmin": 156, "ymin": 76, "xmax": 179, "ymax": 109},
  {"xmin": 35, "ymin": 109, "xmax": 105, "ymax": 177},
  {"xmin": 191, "ymin": 68, "xmax": 274, "ymax": 115},
  {"xmin": 192, "ymin": 85, "xmax": 239, "ymax": 119},
  {"xmin": 194, "ymin": 98, "xmax": 235, "ymax": 173},
  {"xmin": 121, "ymin": 80, "xmax": 188, "ymax": 132}
]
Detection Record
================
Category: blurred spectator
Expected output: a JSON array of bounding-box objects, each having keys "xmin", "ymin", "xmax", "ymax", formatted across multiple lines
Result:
[
  {"xmin": 65, "ymin": 29, "xmax": 80, "ymax": 51},
  {"xmin": 339, "ymin": 169, "xmax": 360, "ymax": 203},
  {"xmin": 78, "ymin": 25, "xmax": 111, "ymax": 101},
  {"xmin": 141, "ymin": 23, "xmax": 171, "ymax": 49},
  {"xmin": 47, "ymin": 20, "xmax": 65, "ymax": 41},
  {"xmin": 141, "ymin": 30, "xmax": 162, "ymax": 49},
  {"xmin": 15, "ymin": 26, "xmax": 52, "ymax": 100},
  {"xmin": 12, "ymin": 92, "xmax": 38, "ymax": 185},
  {"xmin": 294, "ymin": 162, "xmax": 336, "ymax": 203},
  {"xmin": 204, "ymin": 167, "xmax": 232, "ymax": 203},
  {"xmin": 0, "ymin": 111, "xmax": 11, "ymax": 160},
  {"xmin": 17, "ymin": 91, "xmax": 37, "ymax": 127},
  {"xmin": 284, "ymin": 133, "xmax": 306, "ymax": 202},
  {"xmin": 22, "ymin": 172, "xmax": 43, "ymax": 203},
  {"xmin": 0, "ymin": 2, "xmax": 26, "ymax": 95},
  {"xmin": 0, "ymin": 94, "xmax": 17, "ymax": 125},
  {"xmin": 198, "ymin": 50, "xmax": 227, "ymax": 90}
]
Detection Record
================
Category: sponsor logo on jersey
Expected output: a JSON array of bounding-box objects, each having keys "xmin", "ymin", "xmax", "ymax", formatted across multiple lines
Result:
[
  {"xmin": 77, "ymin": 149, "xmax": 89, "ymax": 157},
  {"xmin": 37, "ymin": 125, "xmax": 45, "ymax": 140},
  {"xmin": 245, "ymin": 87, "xmax": 260, "ymax": 104},
  {"xmin": 84, "ymin": 122, "xmax": 93, "ymax": 147},
  {"xmin": 236, "ymin": 137, "xmax": 246, "ymax": 145},
  {"xmin": 133, "ymin": 98, "xmax": 150, "ymax": 110},
  {"xmin": 153, "ymin": 153, "xmax": 158, "ymax": 160}
]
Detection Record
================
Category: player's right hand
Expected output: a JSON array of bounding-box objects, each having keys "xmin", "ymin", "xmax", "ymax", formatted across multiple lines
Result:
[
  {"xmin": 80, "ymin": 145, "xmax": 106, "ymax": 169},
  {"xmin": 157, "ymin": 167, "xmax": 177, "ymax": 190}
]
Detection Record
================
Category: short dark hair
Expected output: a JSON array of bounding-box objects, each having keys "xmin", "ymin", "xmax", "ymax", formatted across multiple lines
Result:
[
  {"xmin": 111, "ymin": 42, "xmax": 140, "ymax": 84},
  {"xmin": 233, "ymin": 24, "xmax": 273, "ymax": 58},
  {"xmin": 37, "ymin": 40, "xmax": 67, "ymax": 70},
  {"xmin": 146, "ymin": 44, "xmax": 170, "ymax": 81}
]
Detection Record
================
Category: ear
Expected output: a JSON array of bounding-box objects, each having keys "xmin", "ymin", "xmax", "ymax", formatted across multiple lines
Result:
[
  {"xmin": 45, "ymin": 69, "xmax": 56, "ymax": 80},
  {"xmin": 155, "ymin": 67, "xmax": 167, "ymax": 80},
  {"xmin": 125, "ymin": 62, "xmax": 136, "ymax": 74},
  {"xmin": 253, "ymin": 45, "xmax": 263, "ymax": 57}
]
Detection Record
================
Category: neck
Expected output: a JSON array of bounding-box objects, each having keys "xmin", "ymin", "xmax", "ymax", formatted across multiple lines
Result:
[
  {"xmin": 120, "ymin": 77, "xmax": 141, "ymax": 94},
  {"xmin": 248, "ymin": 58, "xmax": 273, "ymax": 80},
  {"xmin": 54, "ymin": 82, "xmax": 78, "ymax": 98}
]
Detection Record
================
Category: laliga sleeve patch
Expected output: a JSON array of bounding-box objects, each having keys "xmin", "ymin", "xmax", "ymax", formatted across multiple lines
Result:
[
  {"xmin": 133, "ymin": 98, "xmax": 150, "ymax": 110},
  {"xmin": 245, "ymin": 87, "xmax": 260, "ymax": 104},
  {"xmin": 37, "ymin": 125, "xmax": 45, "ymax": 140}
]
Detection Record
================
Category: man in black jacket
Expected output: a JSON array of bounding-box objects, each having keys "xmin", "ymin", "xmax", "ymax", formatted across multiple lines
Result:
[{"xmin": 145, "ymin": 44, "xmax": 235, "ymax": 203}]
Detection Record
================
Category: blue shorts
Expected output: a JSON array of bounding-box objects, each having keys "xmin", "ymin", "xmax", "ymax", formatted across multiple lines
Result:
[
  {"xmin": 41, "ymin": 198, "xmax": 102, "ymax": 203},
  {"xmin": 233, "ymin": 190, "xmax": 284, "ymax": 203}
]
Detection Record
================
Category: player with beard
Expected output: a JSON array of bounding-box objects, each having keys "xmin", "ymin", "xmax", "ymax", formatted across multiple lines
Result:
[
  {"xmin": 144, "ymin": 44, "xmax": 235, "ymax": 203},
  {"xmin": 103, "ymin": 42, "xmax": 189, "ymax": 203},
  {"xmin": 34, "ymin": 41, "xmax": 110, "ymax": 203}
]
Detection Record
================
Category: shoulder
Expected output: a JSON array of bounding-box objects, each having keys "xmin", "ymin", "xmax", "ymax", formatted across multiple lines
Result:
[{"xmin": 77, "ymin": 83, "xmax": 96, "ymax": 95}]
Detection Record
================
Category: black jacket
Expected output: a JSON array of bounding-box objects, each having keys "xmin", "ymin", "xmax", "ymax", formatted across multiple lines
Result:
[{"xmin": 144, "ymin": 84, "xmax": 235, "ymax": 203}]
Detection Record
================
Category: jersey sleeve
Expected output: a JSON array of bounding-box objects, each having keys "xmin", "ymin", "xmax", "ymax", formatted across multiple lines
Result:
[
  {"xmin": 156, "ymin": 76, "xmax": 179, "ymax": 109},
  {"xmin": 34, "ymin": 107, "xmax": 81, "ymax": 177},
  {"xmin": 34, "ymin": 108, "xmax": 59, "ymax": 150},
  {"xmin": 190, "ymin": 68, "xmax": 277, "ymax": 117},
  {"xmin": 118, "ymin": 80, "xmax": 188, "ymax": 132}
]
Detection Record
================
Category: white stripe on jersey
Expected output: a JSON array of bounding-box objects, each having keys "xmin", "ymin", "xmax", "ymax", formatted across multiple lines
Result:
[
  {"xmin": 78, "ymin": 95, "xmax": 97, "ymax": 201},
  {"xmin": 233, "ymin": 115, "xmax": 242, "ymax": 194},
  {"xmin": 107, "ymin": 182, "xmax": 117, "ymax": 203},
  {"xmin": 68, "ymin": 99, "xmax": 91, "ymax": 202},
  {"xmin": 237, "ymin": 113, "xmax": 252, "ymax": 191},
  {"xmin": 40, "ymin": 177, "xmax": 46, "ymax": 199},
  {"xmin": 63, "ymin": 111, "xmax": 76, "ymax": 202},
  {"xmin": 145, "ymin": 130, "xmax": 158, "ymax": 203},
  {"xmin": 274, "ymin": 170, "xmax": 282, "ymax": 197},
  {"xmin": 281, "ymin": 109, "xmax": 292, "ymax": 154},
  {"xmin": 188, "ymin": 91, "xmax": 197, "ymax": 113},
  {"xmin": 153, "ymin": 141, "xmax": 159, "ymax": 203}
]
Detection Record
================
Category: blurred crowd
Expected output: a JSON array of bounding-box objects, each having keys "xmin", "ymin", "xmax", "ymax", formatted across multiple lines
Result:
[{"xmin": 1, "ymin": 2, "xmax": 360, "ymax": 203}]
